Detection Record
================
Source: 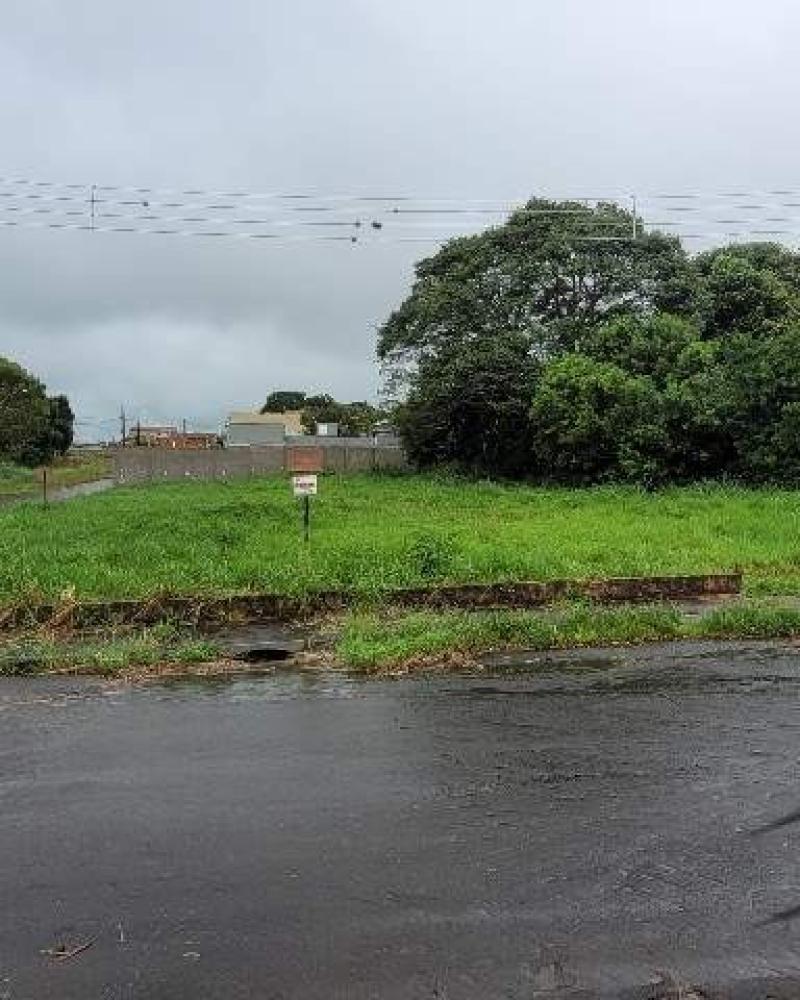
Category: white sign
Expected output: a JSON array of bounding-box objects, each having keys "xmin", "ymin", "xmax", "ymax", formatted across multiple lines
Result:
[{"xmin": 292, "ymin": 474, "xmax": 318, "ymax": 497}]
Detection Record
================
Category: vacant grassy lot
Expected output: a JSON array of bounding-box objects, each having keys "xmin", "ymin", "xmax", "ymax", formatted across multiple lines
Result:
[
  {"xmin": 1, "ymin": 474, "xmax": 800, "ymax": 607},
  {"xmin": 0, "ymin": 454, "xmax": 111, "ymax": 499}
]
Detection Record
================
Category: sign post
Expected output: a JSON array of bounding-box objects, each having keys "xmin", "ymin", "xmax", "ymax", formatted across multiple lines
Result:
[
  {"xmin": 292, "ymin": 474, "xmax": 318, "ymax": 542},
  {"xmin": 287, "ymin": 448, "xmax": 323, "ymax": 545}
]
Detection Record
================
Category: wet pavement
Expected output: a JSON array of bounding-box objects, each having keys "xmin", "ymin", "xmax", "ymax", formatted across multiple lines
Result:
[{"xmin": 3, "ymin": 641, "xmax": 800, "ymax": 998}]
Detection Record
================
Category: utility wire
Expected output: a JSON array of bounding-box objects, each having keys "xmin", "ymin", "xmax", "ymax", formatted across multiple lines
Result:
[
  {"xmin": 4, "ymin": 172, "xmax": 800, "ymax": 247},
  {"xmin": 0, "ymin": 187, "xmax": 638, "ymax": 220},
  {"xmin": 8, "ymin": 182, "xmax": 800, "ymax": 218},
  {"xmin": 5, "ymin": 214, "xmax": 800, "ymax": 246},
  {"xmin": 5, "ymin": 171, "xmax": 800, "ymax": 204},
  {"xmin": 6, "ymin": 175, "xmax": 800, "ymax": 220},
  {"xmin": 4, "ymin": 183, "xmax": 800, "ymax": 227},
  {"xmin": 0, "ymin": 208, "xmax": 632, "ymax": 233}
]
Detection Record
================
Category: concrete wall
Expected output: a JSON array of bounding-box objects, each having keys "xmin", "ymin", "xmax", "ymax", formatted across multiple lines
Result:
[
  {"xmin": 227, "ymin": 423, "xmax": 286, "ymax": 446},
  {"xmin": 113, "ymin": 443, "xmax": 408, "ymax": 483},
  {"xmin": 285, "ymin": 434, "xmax": 403, "ymax": 448}
]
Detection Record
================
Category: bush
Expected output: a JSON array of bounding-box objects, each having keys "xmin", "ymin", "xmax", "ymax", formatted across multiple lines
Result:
[{"xmin": 530, "ymin": 354, "xmax": 667, "ymax": 484}]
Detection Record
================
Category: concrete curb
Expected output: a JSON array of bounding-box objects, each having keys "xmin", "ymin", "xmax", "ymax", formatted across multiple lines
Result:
[{"xmin": 0, "ymin": 573, "xmax": 742, "ymax": 633}]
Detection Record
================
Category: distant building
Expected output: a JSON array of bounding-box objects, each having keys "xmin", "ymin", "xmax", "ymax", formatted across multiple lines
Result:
[
  {"xmin": 315, "ymin": 421, "xmax": 339, "ymax": 437},
  {"xmin": 128, "ymin": 425, "xmax": 179, "ymax": 447},
  {"xmin": 177, "ymin": 432, "xmax": 221, "ymax": 450},
  {"xmin": 124, "ymin": 426, "xmax": 220, "ymax": 449},
  {"xmin": 372, "ymin": 420, "xmax": 401, "ymax": 446},
  {"xmin": 226, "ymin": 410, "xmax": 305, "ymax": 446}
]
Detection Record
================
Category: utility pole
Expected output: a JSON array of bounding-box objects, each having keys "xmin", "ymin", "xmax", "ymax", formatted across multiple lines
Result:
[
  {"xmin": 182, "ymin": 418, "xmax": 187, "ymax": 436},
  {"xmin": 136, "ymin": 421, "xmax": 142, "ymax": 447},
  {"xmin": 120, "ymin": 406, "xmax": 127, "ymax": 447}
]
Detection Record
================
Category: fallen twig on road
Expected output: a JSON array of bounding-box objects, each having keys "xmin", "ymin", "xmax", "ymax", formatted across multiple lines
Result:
[{"xmin": 41, "ymin": 937, "xmax": 96, "ymax": 962}]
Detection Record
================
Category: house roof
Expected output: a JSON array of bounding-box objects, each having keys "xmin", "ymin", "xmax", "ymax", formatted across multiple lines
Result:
[{"xmin": 228, "ymin": 410, "xmax": 305, "ymax": 434}]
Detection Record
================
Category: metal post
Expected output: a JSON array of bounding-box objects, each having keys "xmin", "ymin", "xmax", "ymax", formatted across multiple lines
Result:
[
  {"xmin": 42, "ymin": 468, "xmax": 48, "ymax": 507},
  {"xmin": 303, "ymin": 495, "xmax": 310, "ymax": 543}
]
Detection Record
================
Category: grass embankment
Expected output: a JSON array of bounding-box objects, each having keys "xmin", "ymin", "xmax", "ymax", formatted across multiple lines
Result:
[
  {"xmin": 0, "ymin": 623, "xmax": 221, "ymax": 677},
  {"xmin": 0, "ymin": 454, "xmax": 111, "ymax": 499},
  {"xmin": 1, "ymin": 475, "xmax": 800, "ymax": 607},
  {"xmin": 337, "ymin": 603, "xmax": 800, "ymax": 671}
]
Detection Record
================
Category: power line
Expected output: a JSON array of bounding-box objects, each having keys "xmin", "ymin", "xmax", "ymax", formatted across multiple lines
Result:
[
  {"xmin": 6, "ymin": 170, "xmax": 800, "ymax": 204},
  {"xmin": 1, "ymin": 182, "xmax": 798, "ymax": 227},
  {"xmin": 5, "ymin": 212, "xmax": 800, "ymax": 247},
  {"xmin": 0, "ymin": 196, "xmax": 634, "ymax": 243},
  {"xmin": 5, "ymin": 171, "xmax": 800, "ymax": 249},
  {"xmin": 0, "ymin": 186, "xmax": 638, "ymax": 221},
  {"xmin": 7, "ymin": 173, "xmax": 800, "ymax": 220},
  {"xmin": 0, "ymin": 217, "xmax": 368, "ymax": 242},
  {"xmin": 0, "ymin": 202, "xmax": 635, "ymax": 232}
]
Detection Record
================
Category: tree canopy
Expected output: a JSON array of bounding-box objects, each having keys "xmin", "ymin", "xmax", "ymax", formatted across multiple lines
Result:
[
  {"xmin": 0, "ymin": 358, "xmax": 73, "ymax": 466},
  {"xmin": 396, "ymin": 331, "xmax": 538, "ymax": 478},
  {"xmin": 261, "ymin": 390, "xmax": 308, "ymax": 413},
  {"xmin": 378, "ymin": 199, "xmax": 695, "ymax": 372},
  {"xmin": 260, "ymin": 389, "xmax": 381, "ymax": 436},
  {"xmin": 378, "ymin": 199, "xmax": 800, "ymax": 485}
]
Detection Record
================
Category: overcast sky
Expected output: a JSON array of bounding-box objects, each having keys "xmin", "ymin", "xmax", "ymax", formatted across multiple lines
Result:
[{"xmin": 2, "ymin": 0, "xmax": 799, "ymax": 439}]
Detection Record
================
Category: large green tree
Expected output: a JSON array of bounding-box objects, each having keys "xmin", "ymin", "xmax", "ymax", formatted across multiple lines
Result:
[
  {"xmin": 378, "ymin": 198, "xmax": 696, "ymax": 375},
  {"xmin": 379, "ymin": 199, "xmax": 698, "ymax": 479},
  {"xmin": 45, "ymin": 394, "xmax": 75, "ymax": 457},
  {"xmin": 530, "ymin": 354, "xmax": 667, "ymax": 484},
  {"xmin": 577, "ymin": 314, "xmax": 736, "ymax": 480},
  {"xmin": 719, "ymin": 327, "xmax": 800, "ymax": 480},
  {"xmin": 0, "ymin": 357, "xmax": 53, "ymax": 466},
  {"xmin": 380, "ymin": 204, "xmax": 800, "ymax": 484},
  {"xmin": 260, "ymin": 390, "xmax": 307, "ymax": 413},
  {"xmin": 693, "ymin": 243, "xmax": 800, "ymax": 338},
  {"xmin": 396, "ymin": 331, "xmax": 539, "ymax": 478}
]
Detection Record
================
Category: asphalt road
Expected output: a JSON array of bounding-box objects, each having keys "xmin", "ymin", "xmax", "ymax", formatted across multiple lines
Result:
[{"xmin": 4, "ymin": 642, "xmax": 800, "ymax": 998}]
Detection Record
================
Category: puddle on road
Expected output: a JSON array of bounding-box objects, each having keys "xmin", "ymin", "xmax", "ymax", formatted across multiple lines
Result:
[
  {"xmin": 0, "ymin": 678, "xmax": 123, "ymax": 713},
  {"xmin": 3, "ymin": 638, "xmax": 800, "ymax": 710},
  {"xmin": 140, "ymin": 666, "xmax": 366, "ymax": 704},
  {"xmin": 455, "ymin": 639, "xmax": 800, "ymax": 699},
  {"xmin": 483, "ymin": 650, "xmax": 625, "ymax": 674}
]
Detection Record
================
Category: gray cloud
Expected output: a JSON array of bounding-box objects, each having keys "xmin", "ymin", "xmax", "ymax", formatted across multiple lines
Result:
[{"xmin": 1, "ymin": 0, "xmax": 799, "ymax": 437}]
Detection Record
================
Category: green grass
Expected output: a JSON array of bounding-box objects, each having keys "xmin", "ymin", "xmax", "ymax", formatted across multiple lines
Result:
[
  {"xmin": 0, "ymin": 622, "xmax": 222, "ymax": 676},
  {"xmin": 337, "ymin": 603, "xmax": 800, "ymax": 670},
  {"xmin": 0, "ymin": 454, "xmax": 111, "ymax": 499},
  {"xmin": 2, "ymin": 473, "xmax": 800, "ymax": 608}
]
